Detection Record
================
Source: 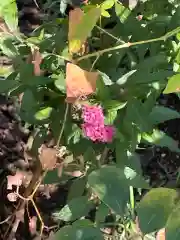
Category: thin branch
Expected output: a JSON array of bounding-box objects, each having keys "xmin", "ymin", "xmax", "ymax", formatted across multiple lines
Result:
[
  {"xmin": 100, "ymin": 147, "xmax": 109, "ymax": 165},
  {"xmin": 0, "ymin": 216, "xmax": 11, "ymax": 225},
  {"xmin": 95, "ymin": 25, "xmax": 125, "ymax": 43},
  {"xmin": 56, "ymin": 103, "xmax": 69, "ymax": 148},
  {"xmin": 76, "ymin": 27, "xmax": 180, "ymax": 62}
]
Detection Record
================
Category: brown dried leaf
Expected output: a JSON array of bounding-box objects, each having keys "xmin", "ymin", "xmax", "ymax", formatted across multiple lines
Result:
[
  {"xmin": 39, "ymin": 146, "xmax": 58, "ymax": 170},
  {"xmin": 66, "ymin": 63, "xmax": 98, "ymax": 103},
  {"xmin": 7, "ymin": 192, "xmax": 18, "ymax": 202},
  {"xmin": 27, "ymin": 48, "xmax": 43, "ymax": 76},
  {"xmin": 7, "ymin": 171, "xmax": 25, "ymax": 190}
]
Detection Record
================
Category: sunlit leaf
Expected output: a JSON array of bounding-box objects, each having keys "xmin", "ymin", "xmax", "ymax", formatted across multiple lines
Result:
[
  {"xmin": 142, "ymin": 129, "xmax": 180, "ymax": 153},
  {"xmin": 53, "ymin": 196, "xmax": 94, "ymax": 222},
  {"xmin": 35, "ymin": 107, "xmax": 53, "ymax": 120},
  {"xmin": 137, "ymin": 188, "xmax": 178, "ymax": 234},
  {"xmin": 68, "ymin": 7, "xmax": 101, "ymax": 54},
  {"xmin": 166, "ymin": 203, "xmax": 180, "ymax": 240},
  {"xmin": 163, "ymin": 74, "xmax": 180, "ymax": 94}
]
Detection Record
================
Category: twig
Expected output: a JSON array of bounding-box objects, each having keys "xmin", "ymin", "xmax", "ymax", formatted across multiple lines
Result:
[
  {"xmin": 99, "ymin": 147, "xmax": 109, "ymax": 165},
  {"xmin": 90, "ymin": 55, "xmax": 100, "ymax": 71},
  {"xmin": 0, "ymin": 216, "xmax": 11, "ymax": 225},
  {"xmin": 56, "ymin": 103, "xmax": 69, "ymax": 148},
  {"xmin": 76, "ymin": 27, "xmax": 180, "ymax": 62},
  {"xmin": 95, "ymin": 25, "xmax": 125, "ymax": 43},
  {"xmin": 5, "ymin": 159, "xmax": 43, "ymax": 240}
]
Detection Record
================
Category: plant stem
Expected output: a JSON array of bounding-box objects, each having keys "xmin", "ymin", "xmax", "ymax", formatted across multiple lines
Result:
[
  {"xmin": 56, "ymin": 103, "xmax": 69, "ymax": 148},
  {"xmin": 95, "ymin": 25, "xmax": 125, "ymax": 43},
  {"xmin": 76, "ymin": 38, "xmax": 161, "ymax": 62},
  {"xmin": 129, "ymin": 186, "xmax": 135, "ymax": 216},
  {"xmin": 76, "ymin": 26, "xmax": 180, "ymax": 62}
]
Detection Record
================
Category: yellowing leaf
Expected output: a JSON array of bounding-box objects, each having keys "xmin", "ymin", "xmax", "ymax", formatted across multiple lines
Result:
[
  {"xmin": 65, "ymin": 63, "xmax": 99, "ymax": 103},
  {"xmin": 68, "ymin": 8, "xmax": 84, "ymax": 54},
  {"xmin": 68, "ymin": 7, "xmax": 101, "ymax": 54}
]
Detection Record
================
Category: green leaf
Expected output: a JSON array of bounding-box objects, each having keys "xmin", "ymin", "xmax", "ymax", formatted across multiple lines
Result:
[
  {"xmin": 1, "ymin": 1, "xmax": 18, "ymax": 32},
  {"xmin": 125, "ymin": 99, "xmax": 153, "ymax": 132},
  {"xmin": 98, "ymin": 71, "xmax": 113, "ymax": 85},
  {"xmin": 166, "ymin": 203, "xmax": 180, "ymax": 240},
  {"xmin": 53, "ymin": 196, "xmax": 94, "ymax": 222},
  {"xmin": 101, "ymin": 0, "xmax": 114, "ymax": 10},
  {"xmin": 96, "ymin": 77, "xmax": 111, "ymax": 101},
  {"xmin": 0, "ymin": 79, "xmax": 18, "ymax": 93},
  {"xmin": 35, "ymin": 107, "xmax": 53, "ymax": 121},
  {"xmin": 43, "ymin": 169, "xmax": 60, "ymax": 184},
  {"xmin": 54, "ymin": 220, "xmax": 103, "ymax": 240},
  {"xmin": 88, "ymin": 166, "xmax": 148, "ymax": 215},
  {"xmin": 115, "ymin": 2, "xmax": 131, "ymax": 23},
  {"xmin": 103, "ymin": 100, "xmax": 127, "ymax": 111},
  {"xmin": 150, "ymin": 106, "xmax": 180, "ymax": 125},
  {"xmin": 163, "ymin": 74, "xmax": 180, "ymax": 94},
  {"xmin": 142, "ymin": 129, "xmax": 180, "ymax": 153},
  {"xmin": 67, "ymin": 177, "xmax": 87, "ymax": 201},
  {"xmin": 88, "ymin": 166, "xmax": 130, "ymax": 215},
  {"xmin": 137, "ymin": 188, "xmax": 179, "ymax": 234},
  {"xmin": 101, "ymin": 9, "xmax": 110, "ymax": 18},
  {"xmin": 95, "ymin": 202, "xmax": 109, "ymax": 224},
  {"xmin": 54, "ymin": 72, "xmax": 66, "ymax": 93},
  {"xmin": 69, "ymin": 7, "xmax": 101, "ymax": 53},
  {"xmin": 0, "ymin": 38, "xmax": 18, "ymax": 57}
]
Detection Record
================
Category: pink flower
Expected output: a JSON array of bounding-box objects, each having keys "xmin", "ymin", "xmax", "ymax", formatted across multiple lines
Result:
[
  {"xmin": 82, "ymin": 123, "xmax": 105, "ymax": 142},
  {"xmin": 82, "ymin": 105, "xmax": 104, "ymax": 126},
  {"xmin": 82, "ymin": 123, "xmax": 115, "ymax": 143},
  {"xmin": 103, "ymin": 125, "xmax": 115, "ymax": 142},
  {"xmin": 82, "ymin": 105, "xmax": 115, "ymax": 143}
]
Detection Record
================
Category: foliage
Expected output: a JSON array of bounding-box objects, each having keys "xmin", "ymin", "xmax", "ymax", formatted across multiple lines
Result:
[{"xmin": 1, "ymin": 0, "xmax": 180, "ymax": 239}]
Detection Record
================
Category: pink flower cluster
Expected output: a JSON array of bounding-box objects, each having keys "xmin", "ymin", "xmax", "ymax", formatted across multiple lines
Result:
[{"xmin": 82, "ymin": 105, "xmax": 115, "ymax": 143}]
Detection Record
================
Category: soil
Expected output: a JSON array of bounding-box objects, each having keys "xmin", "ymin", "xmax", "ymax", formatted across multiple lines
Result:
[{"xmin": 0, "ymin": 1, "xmax": 180, "ymax": 239}]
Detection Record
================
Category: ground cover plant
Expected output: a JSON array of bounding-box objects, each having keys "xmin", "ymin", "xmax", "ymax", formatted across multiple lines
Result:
[{"xmin": 1, "ymin": 0, "xmax": 180, "ymax": 239}]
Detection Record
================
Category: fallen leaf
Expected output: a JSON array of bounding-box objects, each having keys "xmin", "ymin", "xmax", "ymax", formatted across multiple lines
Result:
[
  {"xmin": 7, "ymin": 192, "xmax": 18, "ymax": 202},
  {"xmin": 7, "ymin": 171, "xmax": 25, "ymax": 190},
  {"xmin": 39, "ymin": 146, "xmax": 58, "ymax": 170},
  {"xmin": 29, "ymin": 216, "xmax": 37, "ymax": 235},
  {"xmin": 66, "ymin": 63, "xmax": 98, "ymax": 103},
  {"xmin": 156, "ymin": 228, "xmax": 166, "ymax": 240}
]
